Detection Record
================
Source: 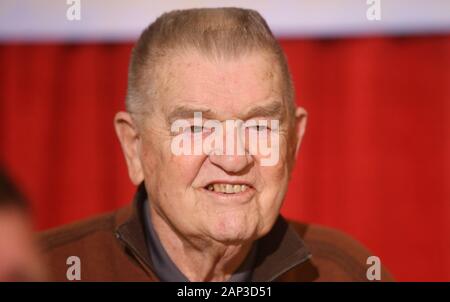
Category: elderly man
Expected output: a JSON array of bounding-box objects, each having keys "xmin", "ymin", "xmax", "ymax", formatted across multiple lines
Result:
[{"xmin": 41, "ymin": 8, "xmax": 392, "ymax": 281}]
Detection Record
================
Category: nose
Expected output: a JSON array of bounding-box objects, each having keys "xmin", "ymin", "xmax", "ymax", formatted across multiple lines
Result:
[
  {"xmin": 209, "ymin": 153, "xmax": 253, "ymax": 173},
  {"xmin": 208, "ymin": 123, "xmax": 254, "ymax": 173}
]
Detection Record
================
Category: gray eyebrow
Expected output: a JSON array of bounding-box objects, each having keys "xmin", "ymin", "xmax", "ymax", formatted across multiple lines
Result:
[
  {"xmin": 241, "ymin": 101, "xmax": 284, "ymax": 120},
  {"xmin": 166, "ymin": 105, "xmax": 216, "ymax": 125},
  {"xmin": 166, "ymin": 100, "xmax": 285, "ymax": 125}
]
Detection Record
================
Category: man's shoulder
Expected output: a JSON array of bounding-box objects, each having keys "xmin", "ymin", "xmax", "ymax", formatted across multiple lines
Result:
[
  {"xmin": 285, "ymin": 220, "xmax": 394, "ymax": 281},
  {"xmin": 39, "ymin": 210, "xmax": 118, "ymax": 252},
  {"xmin": 288, "ymin": 220, "xmax": 373, "ymax": 260},
  {"xmin": 38, "ymin": 206, "xmax": 146, "ymax": 281}
]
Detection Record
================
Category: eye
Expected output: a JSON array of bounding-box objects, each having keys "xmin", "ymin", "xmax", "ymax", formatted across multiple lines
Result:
[
  {"xmin": 249, "ymin": 124, "xmax": 270, "ymax": 132},
  {"xmin": 186, "ymin": 125, "xmax": 212, "ymax": 134},
  {"xmin": 257, "ymin": 125, "xmax": 269, "ymax": 131},
  {"xmin": 185, "ymin": 125, "xmax": 203, "ymax": 133}
]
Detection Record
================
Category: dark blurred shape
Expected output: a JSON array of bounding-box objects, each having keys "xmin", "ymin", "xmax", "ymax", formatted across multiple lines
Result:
[
  {"xmin": 0, "ymin": 168, "xmax": 28, "ymax": 211},
  {"xmin": 0, "ymin": 167, "xmax": 46, "ymax": 282}
]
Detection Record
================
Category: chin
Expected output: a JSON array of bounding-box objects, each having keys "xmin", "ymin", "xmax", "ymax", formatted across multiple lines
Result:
[{"xmin": 207, "ymin": 213, "xmax": 259, "ymax": 245}]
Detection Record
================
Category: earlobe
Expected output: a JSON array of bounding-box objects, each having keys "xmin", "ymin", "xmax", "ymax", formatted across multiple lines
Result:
[
  {"xmin": 294, "ymin": 107, "xmax": 308, "ymax": 157},
  {"xmin": 114, "ymin": 111, "xmax": 144, "ymax": 185}
]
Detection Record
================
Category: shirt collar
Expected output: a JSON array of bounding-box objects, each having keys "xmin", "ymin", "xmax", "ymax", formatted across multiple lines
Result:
[
  {"xmin": 143, "ymin": 197, "xmax": 257, "ymax": 282},
  {"xmin": 115, "ymin": 183, "xmax": 311, "ymax": 281}
]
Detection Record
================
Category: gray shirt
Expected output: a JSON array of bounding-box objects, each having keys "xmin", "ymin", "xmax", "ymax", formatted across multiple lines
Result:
[{"xmin": 143, "ymin": 198, "xmax": 258, "ymax": 282}]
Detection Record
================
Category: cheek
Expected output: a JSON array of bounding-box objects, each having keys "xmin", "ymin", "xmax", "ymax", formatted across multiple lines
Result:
[
  {"xmin": 257, "ymin": 135, "xmax": 290, "ymax": 184},
  {"xmin": 257, "ymin": 161, "xmax": 290, "ymax": 221},
  {"xmin": 278, "ymin": 131, "xmax": 292, "ymax": 161},
  {"xmin": 261, "ymin": 166, "xmax": 289, "ymax": 200},
  {"xmin": 167, "ymin": 155, "xmax": 206, "ymax": 188},
  {"xmin": 141, "ymin": 133, "xmax": 201, "ymax": 186},
  {"xmin": 143, "ymin": 146, "xmax": 205, "ymax": 194}
]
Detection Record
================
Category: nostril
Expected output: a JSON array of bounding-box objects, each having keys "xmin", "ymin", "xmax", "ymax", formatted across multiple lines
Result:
[{"xmin": 208, "ymin": 154, "xmax": 253, "ymax": 173}]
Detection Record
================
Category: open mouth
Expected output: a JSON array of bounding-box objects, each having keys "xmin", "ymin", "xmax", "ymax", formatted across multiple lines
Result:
[{"xmin": 203, "ymin": 182, "xmax": 253, "ymax": 194}]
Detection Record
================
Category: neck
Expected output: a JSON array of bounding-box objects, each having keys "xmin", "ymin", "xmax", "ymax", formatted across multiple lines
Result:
[{"xmin": 150, "ymin": 205, "xmax": 253, "ymax": 282}]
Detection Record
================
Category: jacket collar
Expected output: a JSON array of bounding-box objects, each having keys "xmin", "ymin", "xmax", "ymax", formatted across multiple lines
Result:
[{"xmin": 114, "ymin": 183, "xmax": 311, "ymax": 281}]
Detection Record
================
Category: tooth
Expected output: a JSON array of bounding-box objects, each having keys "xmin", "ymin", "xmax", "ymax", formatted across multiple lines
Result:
[{"xmin": 209, "ymin": 183, "xmax": 250, "ymax": 194}]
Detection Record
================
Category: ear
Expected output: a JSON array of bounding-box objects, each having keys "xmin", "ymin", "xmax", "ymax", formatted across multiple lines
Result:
[
  {"xmin": 114, "ymin": 111, "xmax": 144, "ymax": 185},
  {"xmin": 294, "ymin": 107, "xmax": 308, "ymax": 157}
]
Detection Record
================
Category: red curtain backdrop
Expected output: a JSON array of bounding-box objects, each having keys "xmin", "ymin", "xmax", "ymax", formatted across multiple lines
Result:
[{"xmin": 0, "ymin": 35, "xmax": 449, "ymax": 281}]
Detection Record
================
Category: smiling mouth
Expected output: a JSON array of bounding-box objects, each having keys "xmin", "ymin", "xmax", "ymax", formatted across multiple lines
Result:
[{"xmin": 203, "ymin": 183, "xmax": 252, "ymax": 194}]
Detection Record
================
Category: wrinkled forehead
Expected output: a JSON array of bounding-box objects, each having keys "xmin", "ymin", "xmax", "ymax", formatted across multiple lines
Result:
[{"xmin": 149, "ymin": 50, "xmax": 287, "ymax": 122}]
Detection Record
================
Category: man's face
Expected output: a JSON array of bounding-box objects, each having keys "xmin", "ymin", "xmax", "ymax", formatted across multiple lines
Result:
[{"xmin": 118, "ymin": 51, "xmax": 304, "ymax": 244}]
